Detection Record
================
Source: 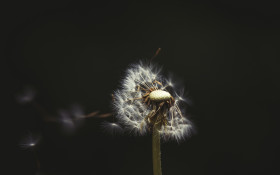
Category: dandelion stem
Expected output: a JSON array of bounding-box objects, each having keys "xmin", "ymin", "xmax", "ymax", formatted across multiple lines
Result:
[{"xmin": 152, "ymin": 123, "xmax": 162, "ymax": 175}]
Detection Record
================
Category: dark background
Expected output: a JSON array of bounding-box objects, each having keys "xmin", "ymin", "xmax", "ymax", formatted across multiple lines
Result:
[{"xmin": 3, "ymin": 1, "xmax": 280, "ymax": 175}]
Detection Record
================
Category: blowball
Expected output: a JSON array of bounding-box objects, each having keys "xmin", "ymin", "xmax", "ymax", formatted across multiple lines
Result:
[{"xmin": 112, "ymin": 61, "xmax": 194, "ymax": 142}]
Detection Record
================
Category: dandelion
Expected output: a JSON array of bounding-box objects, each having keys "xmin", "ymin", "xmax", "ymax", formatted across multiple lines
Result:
[
  {"xmin": 112, "ymin": 59, "xmax": 194, "ymax": 175},
  {"xmin": 113, "ymin": 60, "xmax": 193, "ymax": 140}
]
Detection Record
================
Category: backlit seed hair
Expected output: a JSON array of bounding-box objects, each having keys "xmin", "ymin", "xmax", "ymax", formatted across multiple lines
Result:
[
  {"xmin": 113, "ymin": 61, "xmax": 193, "ymax": 141},
  {"xmin": 19, "ymin": 132, "xmax": 41, "ymax": 150}
]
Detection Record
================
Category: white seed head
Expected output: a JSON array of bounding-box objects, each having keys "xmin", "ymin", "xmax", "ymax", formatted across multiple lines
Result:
[
  {"xmin": 113, "ymin": 61, "xmax": 193, "ymax": 141},
  {"xmin": 149, "ymin": 90, "xmax": 171, "ymax": 102}
]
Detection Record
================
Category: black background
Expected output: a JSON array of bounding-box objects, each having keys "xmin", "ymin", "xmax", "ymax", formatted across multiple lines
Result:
[{"xmin": 3, "ymin": 1, "xmax": 280, "ymax": 175}]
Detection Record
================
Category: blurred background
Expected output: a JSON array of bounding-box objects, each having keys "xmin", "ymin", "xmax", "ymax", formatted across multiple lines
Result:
[{"xmin": 3, "ymin": 1, "xmax": 280, "ymax": 175}]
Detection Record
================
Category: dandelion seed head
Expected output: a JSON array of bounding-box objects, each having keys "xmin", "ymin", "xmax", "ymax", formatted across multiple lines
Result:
[{"xmin": 113, "ymin": 60, "xmax": 194, "ymax": 141}]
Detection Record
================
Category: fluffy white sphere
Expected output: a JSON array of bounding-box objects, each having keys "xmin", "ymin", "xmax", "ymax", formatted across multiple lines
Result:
[{"xmin": 113, "ymin": 61, "xmax": 193, "ymax": 141}]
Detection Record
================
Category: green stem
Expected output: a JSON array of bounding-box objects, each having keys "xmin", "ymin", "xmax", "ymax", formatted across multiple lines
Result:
[{"xmin": 152, "ymin": 124, "xmax": 162, "ymax": 175}]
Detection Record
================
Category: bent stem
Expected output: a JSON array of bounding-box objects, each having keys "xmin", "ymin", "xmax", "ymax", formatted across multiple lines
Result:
[{"xmin": 152, "ymin": 123, "xmax": 162, "ymax": 175}]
